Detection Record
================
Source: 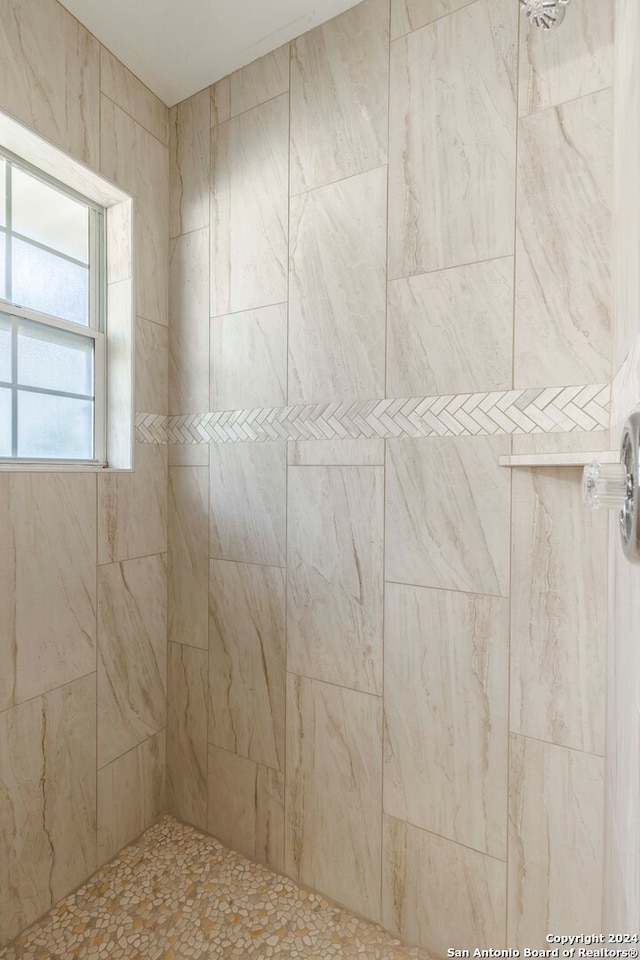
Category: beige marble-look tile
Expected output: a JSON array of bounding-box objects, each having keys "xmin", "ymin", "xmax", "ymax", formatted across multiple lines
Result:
[
  {"xmin": 605, "ymin": 500, "xmax": 640, "ymax": 932},
  {"xmin": 290, "ymin": 0, "xmax": 388, "ymax": 196},
  {"xmin": 514, "ymin": 90, "xmax": 612, "ymax": 386},
  {"xmin": 612, "ymin": 0, "xmax": 640, "ymax": 372},
  {"xmin": 388, "ymin": 0, "xmax": 516, "ymax": 279},
  {"xmin": 229, "ymin": 44, "xmax": 290, "ymax": 118},
  {"xmin": 100, "ymin": 45, "xmax": 168, "ymax": 144},
  {"xmin": 386, "ymin": 436, "xmax": 511, "ymax": 596},
  {"xmin": 390, "ymin": 0, "xmax": 474, "ymax": 40},
  {"xmin": 289, "ymin": 167, "xmax": 387, "ymax": 405},
  {"xmin": 169, "ymin": 228, "xmax": 210, "ymax": 415},
  {"xmin": 0, "ymin": 0, "xmax": 100, "ymax": 166},
  {"xmin": 169, "ymin": 89, "xmax": 210, "ymax": 238},
  {"xmin": 387, "ymin": 258, "xmax": 514, "ymax": 396},
  {"xmin": 136, "ymin": 317, "xmax": 168, "ymax": 415},
  {"xmin": 287, "ymin": 467, "xmax": 383, "ymax": 695},
  {"xmin": 285, "ymin": 674, "xmax": 382, "ymax": 923},
  {"xmin": 106, "ymin": 200, "xmax": 133, "ymax": 286},
  {"xmin": 382, "ymin": 815, "xmax": 506, "ymax": 953},
  {"xmin": 98, "ymin": 555, "xmax": 167, "ymax": 767},
  {"xmin": 210, "ymin": 303, "xmax": 287, "ymax": 410},
  {"xmin": 167, "ymin": 642, "xmax": 207, "ymax": 832},
  {"xmin": 209, "ymin": 559, "xmax": 285, "ymax": 771},
  {"xmin": 212, "ymin": 76, "xmax": 231, "ymax": 126},
  {"xmin": 207, "ymin": 744, "xmax": 284, "ymax": 873},
  {"xmin": 508, "ymin": 735, "xmax": 604, "ymax": 945},
  {"xmin": 287, "ymin": 438, "xmax": 385, "ymax": 466},
  {"xmin": 510, "ymin": 467, "xmax": 607, "ymax": 755},
  {"xmin": 519, "ymin": 0, "xmax": 614, "ymax": 117},
  {"xmin": 0, "ymin": 675, "xmax": 96, "ymax": 947},
  {"xmin": 168, "ymin": 466, "xmax": 209, "ymax": 650},
  {"xmin": 209, "ymin": 441, "xmax": 286, "ymax": 566},
  {"xmin": 255, "ymin": 763, "xmax": 285, "ymax": 875},
  {"xmin": 211, "ymin": 94, "xmax": 288, "ymax": 317},
  {"xmin": 384, "ymin": 584, "xmax": 508, "ymax": 859},
  {"xmin": 97, "ymin": 730, "xmax": 166, "ymax": 866},
  {"xmin": 100, "ymin": 96, "xmax": 169, "ymax": 326},
  {"xmin": 511, "ymin": 430, "xmax": 612, "ymax": 456},
  {"xmin": 0, "ymin": 474, "xmax": 96, "ymax": 711},
  {"xmin": 168, "ymin": 442, "xmax": 209, "ymax": 466},
  {"xmin": 98, "ymin": 442, "xmax": 167, "ymax": 564}
]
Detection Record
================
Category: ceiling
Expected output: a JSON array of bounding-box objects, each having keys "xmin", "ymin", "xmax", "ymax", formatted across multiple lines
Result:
[{"xmin": 58, "ymin": 0, "xmax": 363, "ymax": 107}]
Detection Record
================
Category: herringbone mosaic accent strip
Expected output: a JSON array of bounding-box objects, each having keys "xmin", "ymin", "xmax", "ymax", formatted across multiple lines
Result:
[
  {"xmin": 135, "ymin": 412, "xmax": 167, "ymax": 444},
  {"xmin": 135, "ymin": 383, "xmax": 610, "ymax": 445}
]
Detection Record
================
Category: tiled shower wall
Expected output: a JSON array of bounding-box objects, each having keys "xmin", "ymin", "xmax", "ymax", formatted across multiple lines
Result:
[
  {"xmin": 606, "ymin": 0, "xmax": 640, "ymax": 933},
  {"xmin": 168, "ymin": 0, "xmax": 615, "ymax": 951},
  {"xmin": 0, "ymin": 0, "xmax": 169, "ymax": 947}
]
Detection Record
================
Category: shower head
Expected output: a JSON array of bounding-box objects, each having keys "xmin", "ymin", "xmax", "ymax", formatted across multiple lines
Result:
[{"xmin": 519, "ymin": 0, "xmax": 570, "ymax": 29}]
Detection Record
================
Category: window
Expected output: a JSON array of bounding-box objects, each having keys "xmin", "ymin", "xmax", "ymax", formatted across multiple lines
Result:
[{"xmin": 0, "ymin": 151, "xmax": 106, "ymax": 463}]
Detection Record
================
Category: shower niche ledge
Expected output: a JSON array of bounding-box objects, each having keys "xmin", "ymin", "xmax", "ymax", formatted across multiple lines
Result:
[{"xmin": 499, "ymin": 451, "xmax": 619, "ymax": 467}]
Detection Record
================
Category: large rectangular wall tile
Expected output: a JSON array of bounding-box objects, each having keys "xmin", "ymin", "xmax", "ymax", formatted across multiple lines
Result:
[
  {"xmin": 612, "ymin": 0, "xmax": 640, "ymax": 371},
  {"xmin": 390, "ymin": 0, "xmax": 475, "ymax": 40},
  {"xmin": 209, "ymin": 441, "xmax": 286, "ymax": 566},
  {"xmin": 508, "ymin": 735, "xmax": 604, "ymax": 946},
  {"xmin": 210, "ymin": 94, "xmax": 289, "ymax": 317},
  {"xmin": 207, "ymin": 744, "xmax": 284, "ymax": 872},
  {"xmin": 289, "ymin": 167, "xmax": 387, "ymax": 404},
  {"xmin": 287, "ymin": 438, "xmax": 385, "ymax": 466},
  {"xmin": 169, "ymin": 228, "xmax": 210, "ymax": 415},
  {"xmin": 382, "ymin": 815, "xmax": 506, "ymax": 953},
  {"xmin": 384, "ymin": 583, "xmax": 508, "ymax": 859},
  {"xmin": 98, "ymin": 555, "xmax": 167, "ymax": 767},
  {"xmin": 388, "ymin": 0, "xmax": 517, "ymax": 278},
  {"xmin": 97, "ymin": 730, "xmax": 166, "ymax": 866},
  {"xmin": 0, "ymin": 676, "xmax": 97, "ymax": 947},
  {"xmin": 100, "ymin": 45, "xmax": 168, "ymax": 145},
  {"xmin": 386, "ymin": 436, "xmax": 511, "ymax": 596},
  {"xmin": 210, "ymin": 303, "xmax": 287, "ymax": 411},
  {"xmin": 98, "ymin": 443, "xmax": 167, "ymax": 564},
  {"xmin": 167, "ymin": 642, "xmax": 208, "ymax": 832},
  {"xmin": 287, "ymin": 467, "xmax": 383, "ymax": 695},
  {"xmin": 605, "ymin": 516, "xmax": 640, "ymax": 931},
  {"xmin": 100, "ymin": 97, "xmax": 169, "ymax": 326},
  {"xmin": 387, "ymin": 258, "xmax": 514, "ymax": 397},
  {"xmin": 518, "ymin": 0, "xmax": 614, "ymax": 117},
  {"xmin": 514, "ymin": 90, "xmax": 612, "ymax": 386},
  {"xmin": 229, "ymin": 45, "xmax": 290, "ymax": 118},
  {"xmin": 0, "ymin": 474, "xmax": 96, "ymax": 711},
  {"xmin": 290, "ymin": 0, "xmax": 388, "ymax": 195},
  {"xmin": 209, "ymin": 559, "xmax": 285, "ymax": 771},
  {"xmin": 285, "ymin": 674, "xmax": 382, "ymax": 923},
  {"xmin": 0, "ymin": 0, "xmax": 100, "ymax": 166},
  {"xmin": 136, "ymin": 317, "xmax": 168, "ymax": 415},
  {"xmin": 510, "ymin": 467, "xmax": 607, "ymax": 755},
  {"xmin": 170, "ymin": 88, "xmax": 211, "ymax": 238},
  {"xmin": 168, "ymin": 466, "xmax": 209, "ymax": 650}
]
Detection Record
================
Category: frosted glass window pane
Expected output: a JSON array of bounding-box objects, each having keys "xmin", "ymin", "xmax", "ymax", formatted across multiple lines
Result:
[
  {"xmin": 13, "ymin": 238, "xmax": 89, "ymax": 326},
  {"xmin": 17, "ymin": 320, "xmax": 92, "ymax": 395},
  {"xmin": 18, "ymin": 391, "xmax": 93, "ymax": 459},
  {"xmin": 12, "ymin": 167, "xmax": 88, "ymax": 263},
  {"xmin": 0, "ymin": 232, "xmax": 5, "ymax": 300},
  {"xmin": 0, "ymin": 387, "xmax": 10, "ymax": 456},
  {"xmin": 0, "ymin": 159, "xmax": 5, "ymax": 227},
  {"xmin": 0, "ymin": 312, "xmax": 10, "ymax": 382}
]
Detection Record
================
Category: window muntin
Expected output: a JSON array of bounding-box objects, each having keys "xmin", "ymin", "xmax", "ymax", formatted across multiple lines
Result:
[{"xmin": 0, "ymin": 152, "xmax": 105, "ymax": 463}]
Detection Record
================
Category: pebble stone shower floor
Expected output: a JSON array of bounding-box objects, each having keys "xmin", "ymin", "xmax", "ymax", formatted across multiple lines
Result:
[{"xmin": 0, "ymin": 816, "xmax": 433, "ymax": 959}]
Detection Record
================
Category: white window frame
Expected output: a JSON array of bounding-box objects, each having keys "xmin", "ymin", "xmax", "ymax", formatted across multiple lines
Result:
[
  {"xmin": 0, "ymin": 149, "xmax": 107, "ymax": 465},
  {"xmin": 0, "ymin": 109, "xmax": 135, "ymax": 473}
]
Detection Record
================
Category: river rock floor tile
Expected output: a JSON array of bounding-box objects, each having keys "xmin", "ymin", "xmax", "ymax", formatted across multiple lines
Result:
[{"xmin": 0, "ymin": 816, "xmax": 432, "ymax": 959}]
